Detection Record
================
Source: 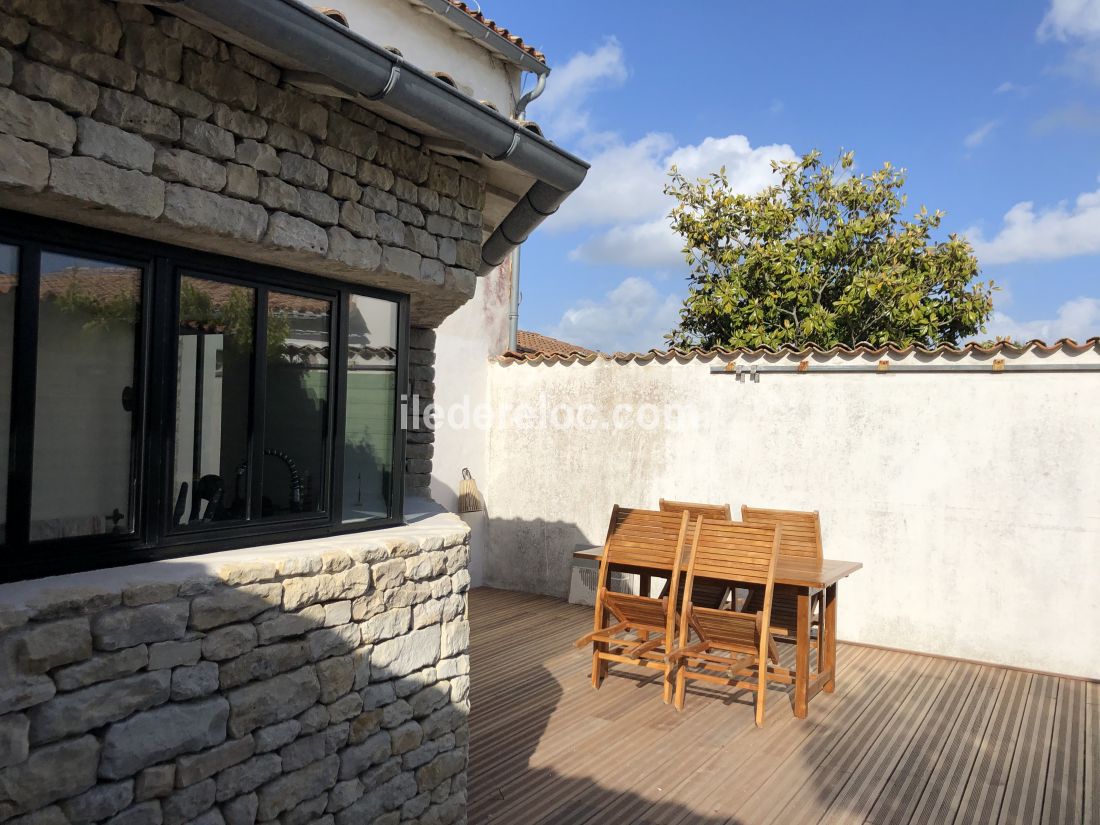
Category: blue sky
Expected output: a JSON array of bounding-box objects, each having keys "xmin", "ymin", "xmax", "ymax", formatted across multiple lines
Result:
[{"xmin": 490, "ymin": 0, "xmax": 1100, "ymax": 352}]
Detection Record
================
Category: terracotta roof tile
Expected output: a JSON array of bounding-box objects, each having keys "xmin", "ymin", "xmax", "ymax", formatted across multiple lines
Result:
[
  {"xmin": 510, "ymin": 330, "xmax": 598, "ymax": 358},
  {"xmin": 442, "ymin": 1, "xmax": 547, "ymax": 64},
  {"xmin": 499, "ymin": 338, "xmax": 1100, "ymax": 365}
]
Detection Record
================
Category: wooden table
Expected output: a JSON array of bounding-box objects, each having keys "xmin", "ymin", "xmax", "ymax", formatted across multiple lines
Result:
[{"xmin": 573, "ymin": 547, "xmax": 863, "ymax": 718}]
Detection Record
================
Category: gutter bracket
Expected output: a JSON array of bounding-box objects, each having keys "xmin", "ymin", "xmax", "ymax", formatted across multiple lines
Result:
[
  {"xmin": 366, "ymin": 63, "xmax": 402, "ymax": 101},
  {"xmin": 490, "ymin": 130, "xmax": 521, "ymax": 162}
]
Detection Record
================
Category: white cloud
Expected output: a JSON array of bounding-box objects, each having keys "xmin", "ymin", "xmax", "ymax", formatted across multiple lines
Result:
[
  {"xmin": 967, "ymin": 183, "xmax": 1100, "ymax": 264},
  {"xmin": 529, "ymin": 42, "xmax": 796, "ymax": 270},
  {"xmin": 1032, "ymin": 102, "xmax": 1100, "ymax": 134},
  {"xmin": 531, "ymin": 37, "xmax": 627, "ymax": 139},
  {"xmin": 983, "ymin": 297, "xmax": 1100, "ymax": 341},
  {"xmin": 548, "ymin": 132, "xmax": 796, "ymax": 267},
  {"xmin": 994, "ymin": 81, "xmax": 1029, "ymax": 94},
  {"xmin": 964, "ymin": 120, "xmax": 1000, "ymax": 148},
  {"xmin": 548, "ymin": 276, "xmax": 681, "ymax": 353},
  {"xmin": 1038, "ymin": 0, "xmax": 1100, "ymax": 40}
]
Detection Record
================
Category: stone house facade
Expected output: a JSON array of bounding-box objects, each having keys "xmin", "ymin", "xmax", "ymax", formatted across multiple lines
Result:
[{"xmin": 0, "ymin": 1, "xmax": 586, "ymax": 823}]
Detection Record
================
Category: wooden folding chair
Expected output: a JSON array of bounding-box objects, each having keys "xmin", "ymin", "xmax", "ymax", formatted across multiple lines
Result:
[
  {"xmin": 667, "ymin": 518, "xmax": 781, "ymax": 726},
  {"xmin": 739, "ymin": 506, "xmax": 824, "ymax": 647},
  {"xmin": 658, "ymin": 499, "xmax": 732, "ymax": 609},
  {"xmin": 574, "ymin": 506, "xmax": 691, "ymax": 703}
]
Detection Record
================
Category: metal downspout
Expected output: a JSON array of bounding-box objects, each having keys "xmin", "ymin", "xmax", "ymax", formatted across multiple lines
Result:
[{"xmin": 508, "ymin": 246, "xmax": 520, "ymax": 352}]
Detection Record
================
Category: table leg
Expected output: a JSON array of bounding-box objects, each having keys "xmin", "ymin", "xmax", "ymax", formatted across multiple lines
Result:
[
  {"xmin": 794, "ymin": 589, "xmax": 810, "ymax": 719},
  {"xmin": 823, "ymin": 583, "xmax": 837, "ymax": 693}
]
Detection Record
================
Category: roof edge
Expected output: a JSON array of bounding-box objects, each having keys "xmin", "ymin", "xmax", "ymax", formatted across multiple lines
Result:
[{"xmin": 497, "ymin": 337, "xmax": 1100, "ymax": 366}]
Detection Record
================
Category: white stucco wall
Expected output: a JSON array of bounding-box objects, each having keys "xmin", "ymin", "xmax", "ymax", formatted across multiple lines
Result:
[
  {"xmin": 482, "ymin": 347, "xmax": 1100, "ymax": 679},
  {"xmin": 430, "ymin": 258, "xmax": 512, "ymax": 586},
  {"xmin": 335, "ymin": 0, "xmax": 523, "ymax": 114}
]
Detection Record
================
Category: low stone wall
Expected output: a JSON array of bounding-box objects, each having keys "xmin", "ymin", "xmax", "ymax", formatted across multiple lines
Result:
[
  {"xmin": 0, "ymin": 0, "xmax": 486, "ymax": 326},
  {"xmin": 0, "ymin": 516, "xmax": 472, "ymax": 825},
  {"xmin": 405, "ymin": 329, "xmax": 436, "ymax": 496}
]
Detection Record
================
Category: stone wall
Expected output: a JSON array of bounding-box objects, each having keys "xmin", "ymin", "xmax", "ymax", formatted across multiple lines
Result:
[
  {"xmin": 0, "ymin": 0, "xmax": 487, "ymax": 327},
  {"xmin": 405, "ymin": 329, "xmax": 435, "ymax": 496},
  {"xmin": 0, "ymin": 518, "xmax": 472, "ymax": 825}
]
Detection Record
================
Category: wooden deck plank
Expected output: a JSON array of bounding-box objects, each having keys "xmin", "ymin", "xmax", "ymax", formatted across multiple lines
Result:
[
  {"xmin": 466, "ymin": 587, "xmax": 1091, "ymax": 825},
  {"xmin": 997, "ymin": 674, "xmax": 1059, "ymax": 825}
]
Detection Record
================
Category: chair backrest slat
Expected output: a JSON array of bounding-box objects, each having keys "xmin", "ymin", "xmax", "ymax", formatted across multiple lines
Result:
[
  {"xmin": 689, "ymin": 520, "xmax": 779, "ymax": 585},
  {"xmin": 659, "ymin": 499, "xmax": 732, "ymax": 522},
  {"xmin": 740, "ymin": 505, "xmax": 822, "ymax": 561},
  {"xmin": 605, "ymin": 507, "xmax": 688, "ymax": 573}
]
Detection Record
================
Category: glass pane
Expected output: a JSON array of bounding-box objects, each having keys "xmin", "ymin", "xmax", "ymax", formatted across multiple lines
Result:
[
  {"xmin": 173, "ymin": 276, "xmax": 256, "ymax": 528},
  {"xmin": 343, "ymin": 295, "xmax": 398, "ymax": 523},
  {"xmin": 31, "ymin": 253, "xmax": 141, "ymax": 540},
  {"xmin": 0, "ymin": 245, "xmax": 17, "ymax": 544},
  {"xmin": 261, "ymin": 291, "xmax": 331, "ymax": 519}
]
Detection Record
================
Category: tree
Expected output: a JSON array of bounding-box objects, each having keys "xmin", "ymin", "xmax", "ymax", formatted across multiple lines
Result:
[{"xmin": 663, "ymin": 150, "xmax": 995, "ymax": 349}]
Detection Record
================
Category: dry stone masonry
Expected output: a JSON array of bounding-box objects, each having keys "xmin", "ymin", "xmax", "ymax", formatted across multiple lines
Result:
[
  {"xmin": 0, "ymin": 0, "xmax": 487, "ymax": 328},
  {"xmin": 0, "ymin": 524, "xmax": 472, "ymax": 825}
]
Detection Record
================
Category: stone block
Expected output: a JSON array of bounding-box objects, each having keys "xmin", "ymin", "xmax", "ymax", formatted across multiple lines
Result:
[
  {"xmin": 213, "ymin": 105, "xmax": 266, "ymax": 140},
  {"xmin": 316, "ymin": 146, "xmax": 356, "ymax": 176},
  {"xmin": 14, "ymin": 616, "xmax": 91, "ymax": 673},
  {"xmin": 337, "ymin": 731, "xmax": 389, "ymax": 781},
  {"xmin": 252, "ymin": 720, "xmax": 299, "ymax": 754},
  {"xmin": 297, "ymin": 189, "xmax": 338, "ymax": 226},
  {"xmin": 223, "ymin": 163, "xmax": 258, "ymax": 200},
  {"xmin": 212, "ymin": 754, "xmax": 280, "ymax": 802},
  {"xmin": 219, "ymin": 792, "xmax": 257, "ymax": 825},
  {"xmin": 181, "ymin": 52, "xmax": 255, "ymax": 111},
  {"xmin": 262, "ymin": 211, "xmax": 327, "ymax": 255},
  {"xmin": 0, "ymin": 713, "xmax": 29, "ymax": 768},
  {"xmin": 0, "ymin": 86, "xmax": 76, "ymax": 153},
  {"xmin": 0, "ymin": 133, "xmax": 48, "ymax": 191},
  {"xmin": 122, "ymin": 582, "xmax": 180, "ymax": 608},
  {"xmin": 136, "ymin": 74, "xmax": 212, "ymax": 119},
  {"xmin": 374, "ymin": 212, "xmax": 404, "ymax": 246},
  {"xmin": 47, "ymin": 152, "xmax": 163, "ymax": 217},
  {"xmin": 154, "ymin": 148, "xmax": 227, "ymax": 192},
  {"xmin": 171, "ymin": 661, "xmax": 219, "ymax": 701},
  {"xmin": 226, "ymin": 665, "xmax": 319, "ymax": 738},
  {"xmin": 440, "ymin": 621, "xmax": 468, "ymax": 660},
  {"xmin": 255, "ymin": 83, "xmax": 326, "ymax": 139},
  {"xmin": 257, "ymin": 174, "xmax": 298, "ymax": 212},
  {"xmin": 76, "ymin": 117, "xmax": 154, "ymax": 173},
  {"xmin": 326, "ymin": 694, "xmax": 361, "ymax": 726},
  {"xmin": 255, "ymin": 605, "xmax": 324, "ymax": 645},
  {"xmin": 0, "ymin": 11, "xmax": 29, "ymax": 49},
  {"xmin": 255, "ymin": 755, "xmax": 338, "ymax": 822},
  {"xmin": 120, "ymin": 23, "xmax": 181, "ymax": 81},
  {"xmin": 370, "ymin": 625, "xmax": 440, "ymax": 681},
  {"xmin": 61, "ymin": 780, "xmax": 134, "ymax": 824},
  {"xmin": 0, "ymin": 735, "xmax": 99, "ymax": 817},
  {"xmin": 326, "ymin": 226, "xmax": 381, "ymax": 272},
  {"xmin": 93, "ymin": 601, "xmax": 190, "ymax": 651},
  {"xmin": 28, "ymin": 670, "xmax": 171, "ymax": 745},
  {"xmin": 95, "ymin": 88, "xmax": 179, "ymax": 141},
  {"xmin": 157, "ymin": 17, "xmax": 218, "ymax": 59},
  {"xmin": 380, "ymin": 246, "xmax": 421, "ymax": 280},
  {"xmin": 0, "ymin": 675, "xmax": 54, "ymax": 716},
  {"xmin": 337, "ymin": 200, "xmax": 377, "ymax": 239},
  {"xmin": 326, "ymin": 111, "xmax": 377, "ymax": 159},
  {"xmin": 162, "ymin": 184, "xmax": 268, "ymax": 242},
  {"xmin": 12, "ymin": 60, "xmax": 98, "ymax": 116},
  {"xmin": 326, "ymin": 778, "xmax": 362, "ymax": 813},
  {"xmin": 415, "ymin": 750, "xmax": 465, "ymax": 793},
  {"xmin": 217, "ymin": 639, "xmax": 310, "ymax": 690},
  {"xmin": 202, "ymin": 624, "xmax": 257, "ymax": 662},
  {"xmin": 162, "ymin": 778, "xmax": 214, "ymax": 825},
  {"xmin": 278, "ymin": 733, "xmax": 324, "ymax": 773},
  {"xmin": 134, "ymin": 765, "xmax": 175, "ymax": 801},
  {"xmin": 100, "ymin": 697, "xmax": 230, "ymax": 780},
  {"xmin": 361, "ymin": 186, "xmax": 397, "ymax": 217},
  {"xmin": 306, "ymin": 623, "xmax": 359, "ymax": 662},
  {"xmin": 104, "ymin": 800, "xmax": 161, "ymax": 825},
  {"xmin": 180, "ymin": 118, "xmax": 235, "ymax": 161},
  {"xmin": 266, "ymin": 122, "xmax": 313, "ymax": 157},
  {"xmin": 281, "ymin": 566, "xmax": 371, "ymax": 612},
  {"xmin": 229, "ymin": 46, "xmax": 279, "ymax": 85},
  {"xmin": 326, "ymin": 172, "xmax": 360, "ymax": 202},
  {"xmin": 148, "ymin": 639, "xmax": 201, "ymax": 670},
  {"xmin": 176, "ymin": 737, "xmax": 255, "ymax": 788},
  {"xmin": 278, "ymin": 152, "xmax": 327, "ymax": 190}
]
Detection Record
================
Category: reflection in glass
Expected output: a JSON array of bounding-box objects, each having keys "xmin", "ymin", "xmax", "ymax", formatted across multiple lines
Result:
[
  {"xmin": 173, "ymin": 276, "xmax": 255, "ymax": 528},
  {"xmin": 30, "ymin": 253, "xmax": 141, "ymax": 540},
  {"xmin": 261, "ymin": 292, "xmax": 331, "ymax": 519},
  {"xmin": 342, "ymin": 295, "xmax": 398, "ymax": 523},
  {"xmin": 0, "ymin": 245, "xmax": 17, "ymax": 544}
]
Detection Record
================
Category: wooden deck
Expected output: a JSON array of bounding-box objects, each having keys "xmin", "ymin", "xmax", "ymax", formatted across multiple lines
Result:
[{"xmin": 468, "ymin": 587, "xmax": 1098, "ymax": 825}]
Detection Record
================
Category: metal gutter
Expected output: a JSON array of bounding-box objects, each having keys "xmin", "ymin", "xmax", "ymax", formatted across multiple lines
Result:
[
  {"xmin": 176, "ymin": 0, "xmax": 587, "ymax": 276},
  {"xmin": 415, "ymin": 0, "xmax": 550, "ymax": 77}
]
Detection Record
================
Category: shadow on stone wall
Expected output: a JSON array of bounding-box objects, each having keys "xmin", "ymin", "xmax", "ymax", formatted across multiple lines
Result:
[{"xmin": 0, "ymin": 530, "xmax": 470, "ymax": 825}]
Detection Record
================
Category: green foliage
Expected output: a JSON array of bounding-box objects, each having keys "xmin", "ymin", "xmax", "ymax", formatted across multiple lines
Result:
[
  {"xmin": 54, "ymin": 279, "xmax": 138, "ymax": 331},
  {"xmin": 180, "ymin": 280, "xmax": 289, "ymax": 357},
  {"xmin": 664, "ymin": 150, "xmax": 995, "ymax": 349}
]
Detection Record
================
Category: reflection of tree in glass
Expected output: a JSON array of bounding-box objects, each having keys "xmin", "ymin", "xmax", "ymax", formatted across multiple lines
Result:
[
  {"xmin": 180, "ymin": 280, "xmax": 289, "ymax": 356},
  {"xmin": 50, "ymin": 268, "xmax": 139, "ymax": 331}
]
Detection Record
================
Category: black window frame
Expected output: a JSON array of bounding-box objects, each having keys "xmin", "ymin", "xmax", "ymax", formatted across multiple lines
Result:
[{"xmin": 0, "ymin": 209, "xmax": 408, "ymax": 582}]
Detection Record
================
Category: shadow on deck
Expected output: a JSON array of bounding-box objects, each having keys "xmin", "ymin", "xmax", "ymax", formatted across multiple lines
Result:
[{"xmin": 467, "ymin": 587, "xmax": 1097, "ymax": 825}]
